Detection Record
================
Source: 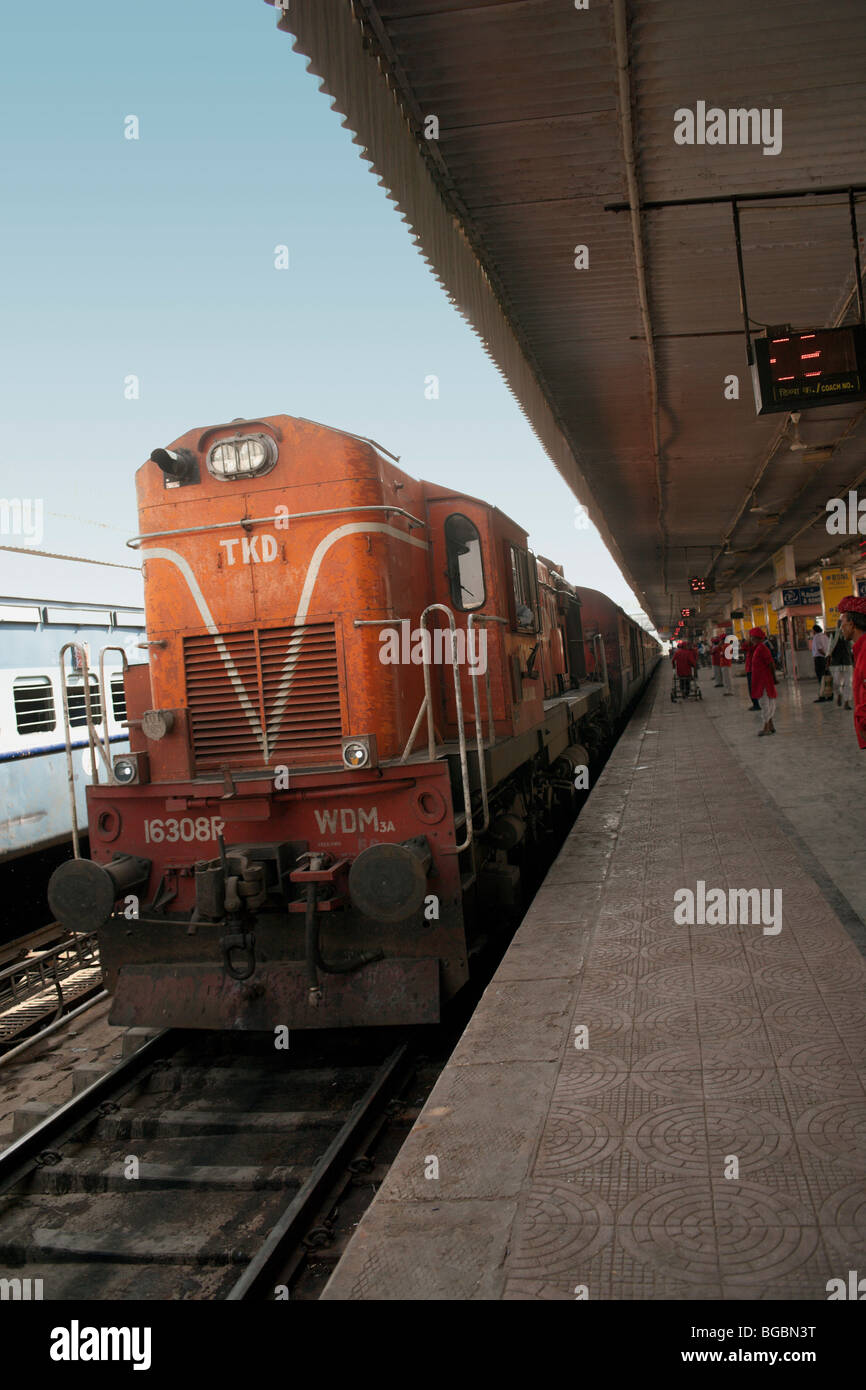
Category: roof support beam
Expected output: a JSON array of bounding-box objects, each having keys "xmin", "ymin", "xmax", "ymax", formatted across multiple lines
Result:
[{"xmin": 612, "ymin": 0, "xmax": 667, "ymax": 594}]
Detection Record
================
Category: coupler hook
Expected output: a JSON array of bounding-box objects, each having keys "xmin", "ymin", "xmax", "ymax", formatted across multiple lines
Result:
[{"xmin": 221, "ymin": 929, "xmax": 257, "ymax": 982}]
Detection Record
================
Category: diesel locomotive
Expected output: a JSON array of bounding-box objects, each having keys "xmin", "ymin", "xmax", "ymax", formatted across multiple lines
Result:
[{"xmin": 48, "ymin": 414, "xmax": 659, "ymax": 1030}]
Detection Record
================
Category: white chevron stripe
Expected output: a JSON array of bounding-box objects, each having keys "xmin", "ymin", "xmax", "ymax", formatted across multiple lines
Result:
[
  {"xmin": 141, "ymin": 547, "xmax": 267, "ymax": 756},
  {"xmin": 144, "ymin": 523, "xmax": 429, "ymax": 763},
  {"xmin": 265, "ymin": 523, "xmax": 429, "ymax": 747}
]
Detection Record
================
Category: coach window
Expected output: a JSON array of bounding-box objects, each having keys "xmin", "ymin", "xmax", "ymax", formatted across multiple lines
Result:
[
  {"xmin": 13, "ymin": 676, "xmax": 56, "ymax": 734},
  {"xmin": 110, "ymin": 675, "xmax": 127, "ymax": 723},
  {"xmin": 65, "ymin": 674, "xmax": 102, "ymax": 728},
  {"xmin": 509, "ymin": 544, "xmax": 538, "ymax": 632},
  {"xmin": 445, "ymin": 513, "xmax": 486, "ymax": 611}
]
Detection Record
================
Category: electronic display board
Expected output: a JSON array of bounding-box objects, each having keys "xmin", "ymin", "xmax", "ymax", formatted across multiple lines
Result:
[{"xmin": 752, "ymin": 325, "xmax": 866, "ymax": 414}]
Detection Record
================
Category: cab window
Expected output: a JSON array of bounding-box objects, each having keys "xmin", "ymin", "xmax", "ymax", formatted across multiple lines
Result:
[
  {"xmin": 445, "ymin": 513, "xmax": 486, "ymax": 611},
  {"xmin": 508, "ymin": 544, "xmax": 539, "ymax": 631}
]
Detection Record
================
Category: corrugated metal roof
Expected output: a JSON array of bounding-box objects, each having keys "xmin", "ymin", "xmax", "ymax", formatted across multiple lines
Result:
[{"xmin": 272, "ymin": 0, "xmax": 866, "ymax": 626}]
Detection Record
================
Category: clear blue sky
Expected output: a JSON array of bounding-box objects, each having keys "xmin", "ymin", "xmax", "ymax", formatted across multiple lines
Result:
[{"xmin": 0, "ymin": 0, "xmax": 652, "ymax": 628}]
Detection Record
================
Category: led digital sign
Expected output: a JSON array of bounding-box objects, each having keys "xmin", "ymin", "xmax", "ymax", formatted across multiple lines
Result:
[
  {"xmin": 752, "ymin": 325, "xmax": 866, "ymax": 415},
  {"xmin": 689, "ymin": 577, "xmax": 715, "ymax": 594}
]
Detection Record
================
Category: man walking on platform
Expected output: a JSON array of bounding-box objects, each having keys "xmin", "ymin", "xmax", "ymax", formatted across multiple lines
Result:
[
  {"xmin": 811, "ymin": 623, "xmax": 830, "ymax": 700},
  {"xmin": 838, "ymin": 597, "xmax": 866, "ymax": 749},
  {"xmin": 827, "ymin": 623, "xmax": 853, "ymax": 709},
  {"xmin": 750, "ymin": 627, "xmax": 777, "ymax": 736},
  {"xmin": 711, "ymin": 635, "xmax": 723, "ymax": 685}
]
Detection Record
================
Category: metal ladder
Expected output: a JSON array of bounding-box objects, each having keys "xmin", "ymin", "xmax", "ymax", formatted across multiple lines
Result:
[
  {"xmin": 399, "ymin": 606, "xmax": 506, "ymax": 853},
  {"xmin": 58, "ymin": 642, "xmax": 129, "ymax": 858}
]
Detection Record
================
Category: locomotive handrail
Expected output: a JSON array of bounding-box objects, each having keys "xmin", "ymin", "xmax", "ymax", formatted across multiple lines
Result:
[
  {"xmin": 98, "ymin": 646, "xmax": 129, "ymax": 749},
  {"xmin": 422, "ymin": 604, "xmax": 474, "ymax": 853},
  {"xmin": 593, "ymin": 632, "xmax": 611, "ymax": 699},
  {"xmin": 467, "ymin": 613, "xmax": 508, "ymax": 835},
  {"xmin": 397, "ymin": 604, "xmax": 497, "ymax": 853},
  {"xmin": 57, "ymin": 642, "xmax": 113, "ymax": 858},
  {"xmin": 468, "ymin": 614, "xmax": 508, "ymax": 749},
  {"xmin": 126, "ymin": 504, "xmax": 427, "ymax": 548}
]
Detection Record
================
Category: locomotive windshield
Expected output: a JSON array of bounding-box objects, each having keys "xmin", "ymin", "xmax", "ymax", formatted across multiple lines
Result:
[{"xmin": 444, "ymin": 512, "xmax": 485, "ymax": 611}]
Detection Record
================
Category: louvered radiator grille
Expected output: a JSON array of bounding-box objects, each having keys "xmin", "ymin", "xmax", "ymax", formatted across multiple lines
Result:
[{"xmin": 183, "ymin": 623, "xmax": 342, "ymax": 770}]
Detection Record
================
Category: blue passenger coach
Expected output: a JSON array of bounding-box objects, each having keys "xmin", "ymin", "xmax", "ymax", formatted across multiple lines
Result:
[{"xmin": 0, "ymin": 549, "xmax": 145, "ymax": 863}]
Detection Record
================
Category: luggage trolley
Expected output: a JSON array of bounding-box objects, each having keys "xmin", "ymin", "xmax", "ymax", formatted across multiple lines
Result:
[{"xmin": 670, "ymin": 669, "xmax": 702, "ymax": 702}]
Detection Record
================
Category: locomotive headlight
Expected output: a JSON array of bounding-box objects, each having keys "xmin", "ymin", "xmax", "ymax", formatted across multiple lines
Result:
[
  {"xmin": 207, "ymin": 434, "xmax": 278, "ymax": 480},
  {"xmin": 341, "ymin": 735, "xmax": 377, "ymax": 770}
]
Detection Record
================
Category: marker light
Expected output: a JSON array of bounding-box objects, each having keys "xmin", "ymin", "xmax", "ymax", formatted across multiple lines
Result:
[
  {"xmin": 112, "ymin": 753, "xmax": 148, "ymax": 786},
  {"xmin": 341, "ymin": 735, "xmax": 377, "ymax": 770},
  {"xmin": 207, "ymin": 434, "xmax": 278, "ymax": 481},
  {"xmin": 342, "ymin": 741, "xmax": 370, "ymax": 769}
]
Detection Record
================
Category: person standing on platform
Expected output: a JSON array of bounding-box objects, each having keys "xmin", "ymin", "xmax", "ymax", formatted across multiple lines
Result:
[
  {"xmin": 838, "ymin": 597, "xmax": 866, "ymax": 749},
  {"xmin": 711, "ymin": 635, "xmax": 723, "ymax": 686},
  {"xmin": 718, "ymin": 631, "xmax": 733, "ymax": 696},
  {"xmin": 811, "ymin": 624, "xmax": 830, "ymax": 699},
  {"xmin": 749, "ymin": 627, "xmax": 777, "ymax": 736},
  {"xmin": 743, "ymin": 633, "xmax": 761, "ymax": 710},
  {"xmin": 826, "ymin": 623, "xmax": 853, "ymax": 710}
]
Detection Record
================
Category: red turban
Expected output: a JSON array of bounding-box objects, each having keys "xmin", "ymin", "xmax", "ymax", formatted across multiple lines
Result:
[{"xmin": 838, "ymin": 595, "xmax": 866, "ymax": 615}]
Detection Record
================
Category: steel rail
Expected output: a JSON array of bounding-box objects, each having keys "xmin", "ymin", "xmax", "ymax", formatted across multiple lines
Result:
[
  {"xmin": 0, "ymin": 923, "xmax": 70, "ymax": 969},
  {"xmin": 225, "ymin": 1043, "xmax": 410, "ymax": 1300},
  {"xmin": 0, "ymin": 990, "xmax": 109, "ymax": 1067}
]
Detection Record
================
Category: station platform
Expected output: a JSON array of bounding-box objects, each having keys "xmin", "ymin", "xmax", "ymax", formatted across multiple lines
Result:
[{"xmin": 322, "ymin": 664, "xmax": 866, "ymax": 1300}]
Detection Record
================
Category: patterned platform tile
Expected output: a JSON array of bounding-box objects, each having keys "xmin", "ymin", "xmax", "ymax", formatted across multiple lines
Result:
[
  {"xmin": 508, "ymin": 1183, "xmax": 614, "ymax": 1278},
  {"xmin": 323, "ymin": 673, "xmax": 866, "ymax": 1300}
]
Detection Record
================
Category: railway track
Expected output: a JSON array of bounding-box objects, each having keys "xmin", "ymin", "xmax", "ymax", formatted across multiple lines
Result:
[
  {"xmin": 0, "ymin": 1026, "xmax": 423, "ymax": 1300},
  {"xmin": 0, "ymin": 926, "xmax": 103, "ymax": 1053},
  {"xmin": 0, "ymin": 923, "xmax": 71, "ymax": 969}
]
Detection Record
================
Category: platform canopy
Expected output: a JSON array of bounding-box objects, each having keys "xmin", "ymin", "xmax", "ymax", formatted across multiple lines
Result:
[{"xmin": 269, "ymin": 0, "xmax": 866, "ymax": 631}]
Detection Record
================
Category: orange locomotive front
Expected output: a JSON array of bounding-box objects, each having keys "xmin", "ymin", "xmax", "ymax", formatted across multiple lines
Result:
[{"xmin": 48, "ymin": 413, "xmax": 614, "ymax": 1031}]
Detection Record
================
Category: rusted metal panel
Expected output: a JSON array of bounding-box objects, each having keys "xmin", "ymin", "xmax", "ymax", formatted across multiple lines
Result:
[{"xmin": 108, "ymin": 958, "xmax": 440, "ymax": 1030}]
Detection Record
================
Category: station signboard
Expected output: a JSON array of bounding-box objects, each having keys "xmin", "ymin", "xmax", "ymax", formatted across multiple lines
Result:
[
  {"xmin": 751, "ymin": 325, "xmax": 866, "ymax": 415},
  {"xmin": 780, "ymin": 584, "xmax": 821, "ymax": 608},
  {"xmin": 820, "ymin": 568, "xmax": 853, "ymax": 627}
]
